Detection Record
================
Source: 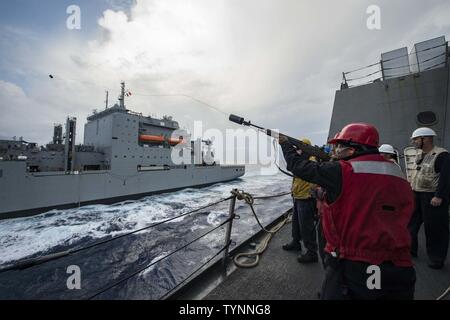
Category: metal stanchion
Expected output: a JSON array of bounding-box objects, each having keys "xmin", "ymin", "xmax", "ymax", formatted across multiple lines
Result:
[{"xmin": 222, "ymin": 189, "xmax": 237, "ymax": 273}]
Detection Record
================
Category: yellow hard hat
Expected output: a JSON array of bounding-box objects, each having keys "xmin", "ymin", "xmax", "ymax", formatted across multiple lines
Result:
[{"xmin": 300, "ymin": 138, "xmax": 311, "ymax": 145}]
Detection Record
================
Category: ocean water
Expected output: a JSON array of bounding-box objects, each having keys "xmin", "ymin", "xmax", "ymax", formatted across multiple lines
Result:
[{"xmin": 0, "ymin": 168, "xmax": 292, "ymax": 299}]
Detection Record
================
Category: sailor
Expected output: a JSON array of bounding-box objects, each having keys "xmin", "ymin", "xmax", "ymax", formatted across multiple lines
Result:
[
  {"xmin": 282, "ymin": 138, "xmax": 319, "ymax": 264},
  {"xmin": 378, "ymin": 144, "xmax": 399, "ymax": 164},
  {"xmin": 408, "ymin": 127, "xmax": 450, "ymax": 269},
  {"xmin": 279, "ymin": 123, "xmax": 416, "ymax": 299}
]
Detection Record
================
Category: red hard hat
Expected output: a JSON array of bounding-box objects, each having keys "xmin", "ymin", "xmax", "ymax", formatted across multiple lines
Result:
[{"xmin": 328, "ymin": 123, "xmax": 379, "ymax": 147}]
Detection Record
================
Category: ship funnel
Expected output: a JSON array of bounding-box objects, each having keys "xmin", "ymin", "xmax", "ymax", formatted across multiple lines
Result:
[
  {"xmin": 64, "ymin": 117, "xmax": 77, "ymax": 172},
  {"xmin": 53, "ymin": 124, "xmax": 63, "ymax": 145}
]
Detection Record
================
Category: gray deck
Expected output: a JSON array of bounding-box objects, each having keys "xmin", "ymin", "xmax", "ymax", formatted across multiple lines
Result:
[{"xmin": 205, "ymin": 219, "xmax": 450, "ymax": 300}]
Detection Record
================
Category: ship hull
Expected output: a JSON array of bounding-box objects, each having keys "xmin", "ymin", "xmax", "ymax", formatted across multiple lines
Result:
[{"xmin": 0, "ymin": 161, "xmax": 245, "ymax": 220}]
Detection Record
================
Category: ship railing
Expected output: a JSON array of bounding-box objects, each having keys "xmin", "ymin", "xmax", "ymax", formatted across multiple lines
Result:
[
  {"xmin": 126, "ymin": 110, "xmax": 143, "ymax": 117},
  {"xmin": 341, "ymin": 41, "xmax": 449, "ymax": 89},
  {"xmin": 0, "ymin": 188, "xmax": 291, "ymax": 300}
]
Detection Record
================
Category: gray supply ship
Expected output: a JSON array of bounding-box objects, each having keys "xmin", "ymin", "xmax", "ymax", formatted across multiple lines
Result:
[{"xmin": 0, "ymin": 82, "xmax": 244, "ymax": 219}]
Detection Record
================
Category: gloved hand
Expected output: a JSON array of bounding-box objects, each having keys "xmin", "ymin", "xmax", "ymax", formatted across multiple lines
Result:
[
  {"xmin": 431, "ymin": 196, "xmax": 442, "ymax": 207},
  {"xmin": 278, "ymin": 134, "xmax": 288, "ymax": 144}
]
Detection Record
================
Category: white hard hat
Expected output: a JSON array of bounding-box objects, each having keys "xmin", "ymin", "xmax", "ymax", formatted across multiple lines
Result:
[
  {"xmin": 379, "ymin": 144, "xmax": 396, "ymax": 155},
  {"xmin": 411, "ymin": 127, "xmax": 437, "ymax": 139}
]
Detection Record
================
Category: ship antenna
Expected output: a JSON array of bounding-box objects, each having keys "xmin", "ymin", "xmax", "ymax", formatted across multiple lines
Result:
[{"xmin": 105, "ymin": 90, "xmax": 109, "ymax": 109}]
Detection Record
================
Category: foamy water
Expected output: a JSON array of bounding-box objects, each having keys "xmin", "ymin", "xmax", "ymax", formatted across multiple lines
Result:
[{"xmin": 0, "ymin": 169, "xmax": 292, "ymax": 299}]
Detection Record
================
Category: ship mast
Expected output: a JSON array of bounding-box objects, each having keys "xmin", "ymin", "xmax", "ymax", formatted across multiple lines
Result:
[{"xmin": 118, "ymin": 82, "xmax": 126, "ymax": 109}]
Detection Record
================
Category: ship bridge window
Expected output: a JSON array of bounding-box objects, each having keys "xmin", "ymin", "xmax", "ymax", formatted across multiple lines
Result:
[{"xmin": 417, "ymin": 111, "xmax": 437, "ymax": 125}]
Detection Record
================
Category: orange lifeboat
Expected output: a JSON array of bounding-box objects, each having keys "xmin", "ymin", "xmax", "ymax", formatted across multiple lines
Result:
[
  {"xmin": 139, "ymin": 135, "xmax": 186, "ymax": 145},
  {"xmin": 139, "ymin": 135, "xmax": 165, "ymax": 143}
]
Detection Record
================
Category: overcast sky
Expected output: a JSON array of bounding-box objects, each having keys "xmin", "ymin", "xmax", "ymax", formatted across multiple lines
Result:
[{"xmin": 1, "ymin": 0, "xmax": 450, "ymax": 148}]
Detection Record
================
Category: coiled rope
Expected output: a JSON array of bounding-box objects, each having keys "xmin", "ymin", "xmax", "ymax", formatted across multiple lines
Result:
[{"xmin": 231, "ymin": 189, "xmax": 291, "ymax": 268}]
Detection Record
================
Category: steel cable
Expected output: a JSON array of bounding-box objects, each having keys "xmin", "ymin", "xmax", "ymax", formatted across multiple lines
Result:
[
  {"xmin": 159, "ymin": 240, "xmax": 232, "ymax": 300},
  {"xmin": 87, "ymin": 216, "xmax": 233, "ymax": 299}
]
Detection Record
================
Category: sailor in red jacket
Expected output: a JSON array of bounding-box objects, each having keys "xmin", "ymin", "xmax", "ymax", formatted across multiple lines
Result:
[{"xmin": 279, "ymin": 123, "xmax": 416, "ymax": 300}]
